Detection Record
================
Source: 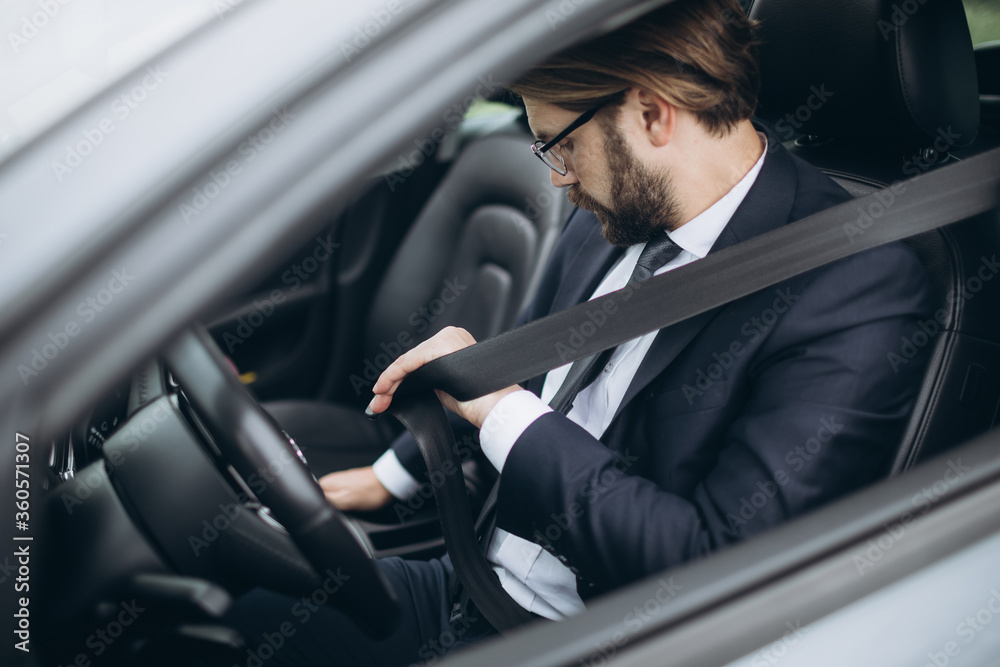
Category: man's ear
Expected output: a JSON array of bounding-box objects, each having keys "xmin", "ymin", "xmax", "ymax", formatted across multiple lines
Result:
[{"xmin": 632, "ymin": 88, "xmax": 675, "ymax": 148}]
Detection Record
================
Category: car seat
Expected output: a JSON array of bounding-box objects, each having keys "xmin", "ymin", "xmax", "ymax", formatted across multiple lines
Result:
[{"xmin": 748, "ymin": 0, "xmax": 1000, "ymax": 473}]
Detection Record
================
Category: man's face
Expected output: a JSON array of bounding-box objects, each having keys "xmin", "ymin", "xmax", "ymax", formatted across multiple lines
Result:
[{"xmin": 524, "ymin": 98, "xmax": 681, "ymax": 247}]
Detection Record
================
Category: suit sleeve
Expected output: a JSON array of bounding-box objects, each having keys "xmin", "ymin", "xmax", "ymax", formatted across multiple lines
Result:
[{"xmin": 495, "ymin": 242, "xmax": 935, "ymax": 592}]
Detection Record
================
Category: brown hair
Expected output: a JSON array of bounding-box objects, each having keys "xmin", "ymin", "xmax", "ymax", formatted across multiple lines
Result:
[{"xmin": 508, "ymin": 0, "xmax": 760, "ymax": 135}]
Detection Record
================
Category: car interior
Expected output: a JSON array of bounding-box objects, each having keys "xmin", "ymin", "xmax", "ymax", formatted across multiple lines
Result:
[
  {"xmin": 26, "ymin": 0, "xmax": 1000, "ymax": 664},
  {"xmin": 207, "ymin": 113, "xmax": 570, "ymax": 560},
  {"xmin": 204, "ymin": 0, "xmax": 1000, "ymax": 565}
]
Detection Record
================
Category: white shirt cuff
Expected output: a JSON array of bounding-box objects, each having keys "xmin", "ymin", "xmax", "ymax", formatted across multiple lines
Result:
[
  {"xmin": 371, "ymin": 449, "xmax": 422, "ymax": 500},
  {"xmin": 479, "ymin": 390, "xmax": 553, "ymax": 472}
]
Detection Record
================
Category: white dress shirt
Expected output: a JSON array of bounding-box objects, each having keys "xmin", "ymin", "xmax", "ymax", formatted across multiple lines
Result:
[{"xmin": 373, "ymin": 135, "xmax": 767, "ymax": 619}]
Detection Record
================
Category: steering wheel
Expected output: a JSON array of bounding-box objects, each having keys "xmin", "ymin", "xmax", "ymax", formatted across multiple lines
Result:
[{"xmin": 163, "ymin": 325, "xmax": 400, "ymax": 638}]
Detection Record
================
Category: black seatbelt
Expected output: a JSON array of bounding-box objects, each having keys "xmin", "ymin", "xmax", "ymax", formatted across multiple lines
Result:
[
  {"xmin": 547, "ymin": 232, "xmax": 682, "ymax": 414},
  {"xmin": 387, "ymin": 147, "xmax": 1000, "ymax": 633},
  {"xmin": 474, "ymin": 233, "xmax": 683, "ymax": 559}
]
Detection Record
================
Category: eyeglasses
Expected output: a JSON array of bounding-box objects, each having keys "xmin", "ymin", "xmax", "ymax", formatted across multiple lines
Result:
[{"xmin": 530, "ymin": 105, "xmax": 603, "ymax": 175}]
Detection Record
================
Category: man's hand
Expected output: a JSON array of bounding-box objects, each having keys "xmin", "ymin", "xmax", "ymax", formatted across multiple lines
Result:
[
  {"xmin": 367, "ymin": 326, "xmax": 520, "ymax": 428},
  {"xmin": 319, "ymin": 466, "xmax": 392, "ymax": 511}
]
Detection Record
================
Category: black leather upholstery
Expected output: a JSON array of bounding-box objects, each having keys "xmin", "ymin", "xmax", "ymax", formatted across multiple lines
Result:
[
  {"xmin": 367, "ymin": 135, "xmax": 566, "ymax": 353},
  {"xmin": 266, "ymin": 132, "xmax": 567, "ymax": 469},
  {"xmin": 750, "ymin": 0, "xmax": 980, "ymax": 150},
  {"xmin": 750, "ymin": 0, "xmax": 1000, "ymax": 474}
]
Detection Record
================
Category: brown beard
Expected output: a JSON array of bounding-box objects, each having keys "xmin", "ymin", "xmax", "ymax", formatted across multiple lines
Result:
[{"xmin": 566, "ymin": 121, "xmax": 682, "ymax": 248}]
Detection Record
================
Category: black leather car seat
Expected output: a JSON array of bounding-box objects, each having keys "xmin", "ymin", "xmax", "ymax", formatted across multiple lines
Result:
[
  {"xmin": 265, "ymin": 132, "xmax": 568, "ymax": 473},
  {"xmin": 748, "ymin": 0, "xmax": 1000, "ymax": 473}
]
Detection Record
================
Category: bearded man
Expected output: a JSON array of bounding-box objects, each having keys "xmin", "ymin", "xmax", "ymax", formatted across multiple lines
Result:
[{"xmin": 231, "ymin": 0, "xmax": 932, "ymax": 663}]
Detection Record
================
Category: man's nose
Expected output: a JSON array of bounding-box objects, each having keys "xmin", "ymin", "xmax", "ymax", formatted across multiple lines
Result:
[{"xmin": 550, "ymin": 167, "xmax": 578, "ymax": 188}]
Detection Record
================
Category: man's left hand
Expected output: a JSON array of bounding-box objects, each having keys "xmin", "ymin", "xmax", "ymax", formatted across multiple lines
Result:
[{"xmin": 367, "ymin": 326, "xmax": 520, "ymax": 428}]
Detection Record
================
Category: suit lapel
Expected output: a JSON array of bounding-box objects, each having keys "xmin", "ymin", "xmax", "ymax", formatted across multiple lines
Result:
[
  {"xmin": 550, "ymin": 217, "xmax": 626, "ymax": 314},
  {"xmin": 610, "ymin": 310, "xmax": 719, "ymax": 424},
  {"xmin": 525, "ymin": 215, "xmax": 625, "ymax": 396},
  {"xmin": 611, "ymin": 132, "xmax": 801, "ymax": 424},
  {"xmin": 707, "ymin": 133, "xmax": 800, "ymax": 254}
]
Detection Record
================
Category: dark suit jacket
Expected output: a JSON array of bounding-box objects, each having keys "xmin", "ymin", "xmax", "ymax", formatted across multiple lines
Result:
[{"xmin": 393, "ymin": 135, "xmax": 933, "ymax": 598}]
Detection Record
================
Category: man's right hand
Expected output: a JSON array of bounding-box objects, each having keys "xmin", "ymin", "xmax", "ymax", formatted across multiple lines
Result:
[{"xmin": 318, "ymin": 466, "xmax": 393, "ymax": 511}]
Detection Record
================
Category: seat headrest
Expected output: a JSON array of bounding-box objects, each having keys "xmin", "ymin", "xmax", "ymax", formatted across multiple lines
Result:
[{"xmin": 748, "ymin": 0, "xmax": 980, "ymax": 151}]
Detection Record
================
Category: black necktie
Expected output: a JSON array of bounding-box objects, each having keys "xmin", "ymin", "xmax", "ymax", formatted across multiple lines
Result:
[
  {"xmin": 473, "ymin": 232, "xmax": 682, "ymax": 546},
  {"xmin": 547, "ymin": 232, "xmax": 683, "ymax": 414}
]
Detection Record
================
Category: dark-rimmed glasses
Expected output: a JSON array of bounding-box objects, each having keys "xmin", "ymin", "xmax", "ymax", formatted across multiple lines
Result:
[{"xmin": 530, "ymin": 105, "xmax": 603, "ymax": 175}]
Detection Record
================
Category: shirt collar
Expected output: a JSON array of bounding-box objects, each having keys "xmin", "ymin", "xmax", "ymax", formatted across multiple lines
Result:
[{"xmin": 665, "ymin": 132, "xmax": 768, "ymax": 259}]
